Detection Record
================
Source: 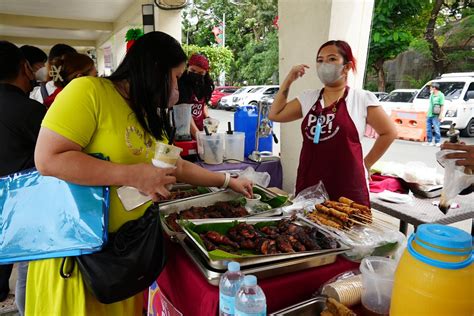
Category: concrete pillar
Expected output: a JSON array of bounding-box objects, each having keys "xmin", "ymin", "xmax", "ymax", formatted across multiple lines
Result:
[
  {"xmin": 278, "ymin": 0, "xmax": 374, "ymax": 193},
  {"xmin": 155, "ymin": 8, "xmax": 182, "ymax": 43}
]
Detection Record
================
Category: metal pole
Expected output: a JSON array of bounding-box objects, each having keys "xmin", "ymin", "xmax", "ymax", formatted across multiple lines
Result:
[
  {"xmin": 222, "ymin": 13, "xmax": 226, "ymax": 48},
  {"xmin": 219, "ymin": 13, "xmax": 226, "ymax": 86}
]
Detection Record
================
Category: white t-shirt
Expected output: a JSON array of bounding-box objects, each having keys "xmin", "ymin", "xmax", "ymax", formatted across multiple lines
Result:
[
  {"xmin": 30, "ymin": 81, "xmax": 56, "ymax": 104},
  {"xmin": 297, "ymin": 88, "xmax": 380, "ymax": 141}
]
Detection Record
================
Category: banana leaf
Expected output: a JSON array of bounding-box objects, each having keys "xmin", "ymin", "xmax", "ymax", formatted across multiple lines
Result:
[
  {"xmin": 253, "ymin": 187, "xmax": 289, "ymax": 208},
  {"xmin": 180, "ymin": 220, "xmax": 279, "ymax": 260}
]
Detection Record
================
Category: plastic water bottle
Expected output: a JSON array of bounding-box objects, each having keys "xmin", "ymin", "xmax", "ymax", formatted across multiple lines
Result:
[
  {"xmin": 219, "ymin": 262, "xmax": 245, "ymax": 316},
  {"xmin": 235, "ymin": 275, "xmax": 266, "ymax": 316}
]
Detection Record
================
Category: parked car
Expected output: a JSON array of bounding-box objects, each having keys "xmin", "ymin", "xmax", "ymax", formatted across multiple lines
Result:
[
  {"xmin": 219, "ymin": 86, "xmax": 260, "ymax": 111},
  {"xmin": 233, "ymin": 85, "xmax": 279, "ymax": 108},
  {"xmin": 412, "ymin": 72, "xmax": 474, "ymax": 137},
  {"xmin": 210, "ymin": 86, "xmax": 239, "ymax": 109},
  {"xmin": 380, "ymin": 89, "xmax": 418, "ymax": 115},
  {"xmin": 373, "ymin": 91, "xmax": 389, "ymax": 100}
]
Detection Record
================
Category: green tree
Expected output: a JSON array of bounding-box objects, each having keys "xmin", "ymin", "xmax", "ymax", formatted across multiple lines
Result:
[
  {"xmin": 181, "ymin": 0, "xmax": 278, "ymax": 85},
  {"xmin": 423, "ymin": 0, "xmax": 473, "ymax": 76},
  {"xmin": 182, "ymin": 44, "xmax": 234, "ymax": 79},
  {"xmin": 367, "ymin": 0, "xmax": 425, "ymax": 91}
]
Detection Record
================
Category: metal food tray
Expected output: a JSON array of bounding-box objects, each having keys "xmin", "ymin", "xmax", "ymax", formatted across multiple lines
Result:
[
  {"xmin": 179, "ymin": 237, "xmax": 345, "ymax": 286},
  {"xmin": 269, "ymin": 296, "xmax": 327, "ymax": 316},
  {"xmin": 180, "ymin": 216, "xmax": 350, "ymax": 270},
  {"xmin": 155, "ymin": 183, "xmax": 217, "ymax": 204},
  {"xmin": 159, "ymin": 185, "xmax": 288, "ymax": 239}
]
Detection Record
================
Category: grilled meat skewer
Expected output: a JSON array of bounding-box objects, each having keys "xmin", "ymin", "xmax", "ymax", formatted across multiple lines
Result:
[{"xmin": 315, "ymin": 204, "xmax": 349, "ymax": 222}]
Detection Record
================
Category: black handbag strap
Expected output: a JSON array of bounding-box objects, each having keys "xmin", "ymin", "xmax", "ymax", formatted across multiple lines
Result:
[{"xmin": 59, "ymin": 257, "xmax": 76, "ymax": 279}]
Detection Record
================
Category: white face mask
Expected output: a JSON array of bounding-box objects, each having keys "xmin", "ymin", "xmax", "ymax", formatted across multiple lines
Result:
[
  {"xmin": 35, "ymin": 66, "xmax": 47, "ymax": 82},
  {"xmin": 316, "ymin": 62, "xmax": 344, "ymax": 85}
]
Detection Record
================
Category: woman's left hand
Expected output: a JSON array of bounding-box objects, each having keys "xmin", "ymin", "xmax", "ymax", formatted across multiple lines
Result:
[{"xmin": 229, "ymin": 177, "xmax": 253, "ymax": 198}]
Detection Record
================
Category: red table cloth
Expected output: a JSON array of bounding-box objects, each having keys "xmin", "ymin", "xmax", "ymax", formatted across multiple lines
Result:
[{"xmin": 157, "ymin": 242, "xmax": 359, "ymax": 315}]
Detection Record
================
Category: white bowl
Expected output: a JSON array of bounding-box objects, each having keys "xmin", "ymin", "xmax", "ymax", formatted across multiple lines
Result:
[{"xmin": 245, "ymin": 194, "xmax": 261, "ymax": 208}]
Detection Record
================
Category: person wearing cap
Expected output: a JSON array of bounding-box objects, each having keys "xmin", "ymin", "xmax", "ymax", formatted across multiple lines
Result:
[
  {"xmin": 424, "ymin": 82, "xmax": 444, "ymax": 147},
  {"xmin": 177, "ymin": 53, "xmax": 215, "ymax": 139}
]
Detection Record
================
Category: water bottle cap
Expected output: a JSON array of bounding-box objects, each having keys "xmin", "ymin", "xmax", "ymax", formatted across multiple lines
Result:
[
  {"xmin": 416, "ymin": 224, "xmax": 471, "ymax": 250},
  {"xmin": 244, "ymin": 275, "xmax": 257, "ymax": 286},
  {"xmin": 228, "ymin": 262, "xmax": 240, "ymax": 272}
]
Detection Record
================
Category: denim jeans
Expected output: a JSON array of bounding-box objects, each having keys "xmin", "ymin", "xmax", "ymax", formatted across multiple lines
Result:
[
  {"xmin": 426, "ymin": 116, "xmax": 441, "ymax": 144},
  {"xmin": 15, "ymin": 262, "xmax": 28, "ymax": 316}
]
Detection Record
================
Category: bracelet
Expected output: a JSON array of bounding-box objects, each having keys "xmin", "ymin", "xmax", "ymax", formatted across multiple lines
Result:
[{"xmin": 222, "ymin": 172, "xmax": 231, "ymax": 189}]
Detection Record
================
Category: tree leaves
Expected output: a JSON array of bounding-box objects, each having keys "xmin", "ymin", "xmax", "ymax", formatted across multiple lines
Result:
[{"xmin": 182, "ymin": 0, "xmax": 278, "ymax": 84}]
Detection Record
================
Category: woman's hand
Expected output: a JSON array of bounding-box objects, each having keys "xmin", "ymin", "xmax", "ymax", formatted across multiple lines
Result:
[
  {"xmin": 284, "ymin": 64, "xmax": 310, "ymax": 85},
  {"xmin": 130, "ymin": 163, "xmax": 177, "ymax": 201},
  {"xmin": 228, "ymin": 177, "xmax": 253, "ymax": 198},
  {"xmin": 441, "ymin": 142, "xmax": 474, "ymax": 169}
]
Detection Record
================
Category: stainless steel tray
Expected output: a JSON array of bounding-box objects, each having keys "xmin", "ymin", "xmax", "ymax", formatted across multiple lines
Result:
[
  {"xmin": 269, "ymin": 296, "xmax": 327, "ymax": 316},
  {"xmin": 156, "ymin": 183, "xmax": 216, "ymax": 204},
  {"xmin": 181, "ymin": 216, "xmax": 350, "ymax": 270},
  {"xmin": 179, "ymin": 237, "xmax": 344, "ymax": 286},
  {"xmin": 159, "ymin": 185, "xmax": 288, "ymax": 239}
]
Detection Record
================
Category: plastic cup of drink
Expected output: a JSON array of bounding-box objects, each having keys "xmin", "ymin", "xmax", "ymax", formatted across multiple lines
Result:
[{"xmin": 153, "ymin": 142, "xmax": 182, "ymax": 168}]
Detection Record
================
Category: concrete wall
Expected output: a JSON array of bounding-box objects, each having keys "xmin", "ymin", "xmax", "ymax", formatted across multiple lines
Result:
[
  {"xmin": 96, "ymin": 1, "xmax": 182, "ymax": 75},
  {"xmin": 278, "ymin": 0, "xmax": 374, "ymax": 193}
]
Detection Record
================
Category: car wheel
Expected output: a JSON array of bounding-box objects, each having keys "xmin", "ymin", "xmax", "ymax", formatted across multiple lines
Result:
[
  {"xmin": 249, "ymin": 101, "xmax": 258, "ymax": 106},
  {"xmin": 460, "ymin": 119, "xmax": 474, "ymax": 137}
]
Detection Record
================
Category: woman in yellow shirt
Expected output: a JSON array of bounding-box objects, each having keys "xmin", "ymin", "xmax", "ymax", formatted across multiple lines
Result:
[{"xmin": 26, "ymin": 32, "xmax": 252, "ymax": 315}]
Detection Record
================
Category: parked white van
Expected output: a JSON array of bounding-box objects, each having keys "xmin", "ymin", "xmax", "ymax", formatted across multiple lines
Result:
[{"xmin": 412, "ymin": 72, "xmax": 474, "ymax": 136}]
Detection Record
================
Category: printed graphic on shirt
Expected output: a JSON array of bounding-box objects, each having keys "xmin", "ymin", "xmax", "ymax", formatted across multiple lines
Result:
[
  {"xmin": 303, "ymin": 111, "xmax": 340, "ymax": 142},
  {"xmin": 192, "ymin": 103, "xmax": 203, "ymax": 117},
  {"xmin": 124, "ymin": 116, "xmax": 154, "ymax": 157}
]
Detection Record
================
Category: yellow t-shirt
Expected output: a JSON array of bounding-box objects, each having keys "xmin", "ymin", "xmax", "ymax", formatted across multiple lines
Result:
[{"xmin": 26, "ymin": 77, "xmax": 165, "ymax": 316}]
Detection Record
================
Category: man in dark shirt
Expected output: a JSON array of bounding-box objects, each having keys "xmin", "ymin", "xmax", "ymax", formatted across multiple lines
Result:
[{"xmin": 0, "ymin": 41, "xmax": 46, "ymax": 309}]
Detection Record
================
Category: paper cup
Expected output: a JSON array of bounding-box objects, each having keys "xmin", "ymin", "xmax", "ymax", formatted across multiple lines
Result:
[
  {"xmin": 322, "ymin": 275, "xmax": 362, "ymax": 307},
  {"xmin": 154, "ymin": 142, "xmax": 182, "ymax": 167}
]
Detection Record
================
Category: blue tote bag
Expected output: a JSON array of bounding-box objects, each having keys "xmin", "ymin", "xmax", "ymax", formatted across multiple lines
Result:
[{"xmin": 0, "ymin": 168, "xmax": 109, "ymax": 264}]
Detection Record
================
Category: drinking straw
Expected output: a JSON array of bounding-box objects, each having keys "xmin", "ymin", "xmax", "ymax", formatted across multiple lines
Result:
[
  {"xmin": 227, "ymin": 122, "xmax": 233, "ymax": 135},
  {"xmin": 204, "ymin": 126, "xmax": 211, "ymax": 136}
]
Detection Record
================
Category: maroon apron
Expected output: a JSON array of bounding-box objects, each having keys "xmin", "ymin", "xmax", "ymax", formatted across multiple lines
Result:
[
  {"xmin": 295, "ymin": 87, "xmax": 370, "ymax": 206},
  {"xmin": 191, "ymin": 95, "xmax": 206, "ymax": 131}
]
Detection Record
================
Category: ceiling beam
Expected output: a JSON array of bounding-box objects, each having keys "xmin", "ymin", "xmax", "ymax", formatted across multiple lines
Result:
[
  {"xmin": 1, "ymin": 36, "xmax": 96, "ymax": 48},
  {"xmin": 96, "ymin": 0, "xmax": 151, "ymax": 47},
  {"xmin": 0, "ymin": 13, "xmax": 113, "ymax": 32}
]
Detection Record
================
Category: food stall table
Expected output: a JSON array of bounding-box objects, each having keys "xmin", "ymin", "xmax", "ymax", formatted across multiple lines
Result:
[
  {"xmin": 157, "ymin": 241, "xmax": 359, "ymax": 315},
  {"xmin": 371, "ymin": 193, "xmax": 474, "ymax": 235},
  {"xmin": 195, "ymin": 158, "xmax": 283, "ymax": 188}
]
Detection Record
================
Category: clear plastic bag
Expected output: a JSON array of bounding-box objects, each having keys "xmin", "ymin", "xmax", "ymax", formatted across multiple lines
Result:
[
  {"xmin": 281, "ymin": 181, "xmax": 329, "ymax": 216},
  {"xmin": 436, "ymin": 150, "xmax": 474, "ymax": 213},
  {"xmin": 291, "ymin": 182, "xmax": 406, "ymax": 262},
  {"xmin": 237, "ymin": 167, "xmax": 270, "ymax": 188}
]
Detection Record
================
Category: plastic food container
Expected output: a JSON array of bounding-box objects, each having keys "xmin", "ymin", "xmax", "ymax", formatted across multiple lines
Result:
[
  {"xmin": 197, "ymin": 132, "xmax": 224, "ymax": 164},
  {"xmin": 225, "ymin": 132, "xmax": 245, "ymax": 162},
  {"xmin": 360, "ymin": 256, "xmax": 396, "ymax": 315}
]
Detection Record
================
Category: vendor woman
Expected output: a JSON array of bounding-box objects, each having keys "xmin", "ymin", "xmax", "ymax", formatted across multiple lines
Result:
[
  {"xmin": 177, "ymin": 53, "xmax": 214, "ymax": 139},
  {"xmin": 269, "ymin": 40, "xmax": 397, "ymax": 206}
]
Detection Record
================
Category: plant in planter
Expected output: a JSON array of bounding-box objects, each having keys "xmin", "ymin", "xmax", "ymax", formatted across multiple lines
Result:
[{"xmin": 125, "ymin": 28, "xmax": 144, "ymax": 51}]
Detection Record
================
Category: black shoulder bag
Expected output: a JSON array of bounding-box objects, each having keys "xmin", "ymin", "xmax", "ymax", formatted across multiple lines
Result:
[{"xmin": 60, "ymin": 203, "xmax": 167, "ymax": 304}]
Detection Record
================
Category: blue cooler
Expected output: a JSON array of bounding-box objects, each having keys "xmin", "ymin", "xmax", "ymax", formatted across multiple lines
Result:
[{"xmin": 234, "ymin": 105, "xmax": 272, "ymax": 157}]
